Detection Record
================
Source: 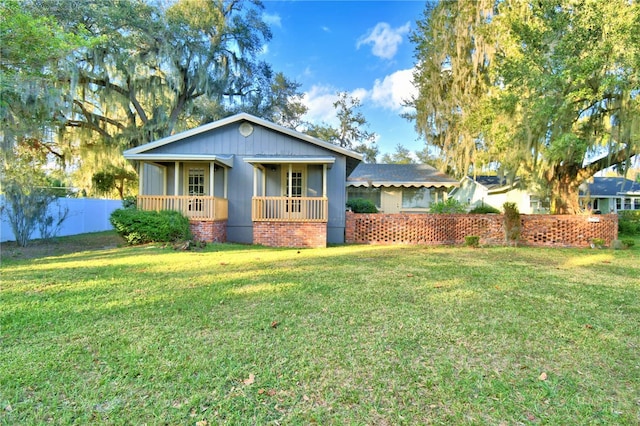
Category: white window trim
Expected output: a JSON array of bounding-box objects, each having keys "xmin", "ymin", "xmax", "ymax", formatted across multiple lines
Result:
[
  {"xmin": 184, "ymin": 163, "xmax": 209, "ymax": 196},
  {"xmin": 281, "ymin": 165, "xmax": 307, "ymax": 197}
]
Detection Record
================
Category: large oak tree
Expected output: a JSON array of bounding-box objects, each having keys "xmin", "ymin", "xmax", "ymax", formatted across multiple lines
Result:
[{"xmin": 410, "ymin": 0, "xmax": 640, "ymax": 213}]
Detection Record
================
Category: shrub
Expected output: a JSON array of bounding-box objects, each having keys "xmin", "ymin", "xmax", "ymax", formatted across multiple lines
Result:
[
  {"xmin": 621, "ymin": 238, "xmax": 635, "ymax": 248},
  {"xmin": 464, "ymin": 235, "xmax": 480, "ymax": 248},
  {"xmin": 110, "ymin": 209, "xmax": 192, "ymax": 245},
  {"xmin": 469, "ymin": 204, "xmax": 501, "ymax": 214},
  {"xmin": 590, "ymin": 238, "xmax": 606, "ymax": 249},
  {"xmin": 618, "ymin": 211, "xmax": 640, "ymax": 235},
  {"xmin": 430, "ymin": 198, "xmax": 466, "ymax": 214},
  {"xmin": 346, "ymin": 198, "xmax": 378, "ymax": 213},
  {"xmin": 1, "ymin": 182, "xmax": 68, "ymax": 247},
  {"xmin": 503, "ymin": 202, "xmax": 521, "ymax": 245}
]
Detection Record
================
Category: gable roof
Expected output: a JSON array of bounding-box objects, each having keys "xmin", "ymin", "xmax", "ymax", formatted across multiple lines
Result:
[
  {"xmin": 123, "ymin": 113, "xmax": 363, "ymax": 162},
  {"xmin": 580, "ymin": 177, "xmax": 640, "ymax": 197},
  {"xmin": 347, "ymin": 163, "xmax": 459, "ymax": 188},
  {"xmin": 466, "ymin": 175, "xmax": 519, "ymax": 191}
]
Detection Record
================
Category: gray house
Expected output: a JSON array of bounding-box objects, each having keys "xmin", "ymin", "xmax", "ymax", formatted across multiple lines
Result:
[{"xmin": 123, "ymin": 113, "xmax": 362, "ymax": 247}]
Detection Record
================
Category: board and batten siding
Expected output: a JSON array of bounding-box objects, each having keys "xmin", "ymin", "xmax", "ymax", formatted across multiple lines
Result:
[{"xmin": 142, "ymin": 122, "xmax": 351, "ymax": 244}]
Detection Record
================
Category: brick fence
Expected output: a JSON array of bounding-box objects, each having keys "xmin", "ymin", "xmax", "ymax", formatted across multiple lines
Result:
[
  {"xmin": 345, "ymin": 212, "xmax": 618, "ymax": 248},
  {"xmin": 253, "ymin": 221, "xmax": 327, "ymax": 248},
  {"xmin": 190, "ymin": 220, "xmax": 227, "ymax": 243}
]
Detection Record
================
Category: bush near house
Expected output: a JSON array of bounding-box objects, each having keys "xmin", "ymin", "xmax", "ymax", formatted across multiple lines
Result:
[
  {"xmin": 469, "ymin": 204, "xmax": 501, "ymax": 214},
  {"xmin": 429, "ymin": 198, "xmax": 466, "ymax": 213},
  {"xmin": 109, "ymin": 209, "xmax": 191, "ymax": 245},
  {"xmin": 618, "ymin": 211, "xmax": 640, "ymax": 235},
  {"xmin": 346, "ymin": 198, "xmax": 378, "ymax": 213}
]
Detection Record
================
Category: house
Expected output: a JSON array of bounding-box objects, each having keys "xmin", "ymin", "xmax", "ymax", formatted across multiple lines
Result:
[
  {"xmin": 346, "ymin": 163, "xmax": 459, "ymax": 213},
  {"xmin": 449, "ymin": 176, "xmax": 549, "ymax": 214},
  {"xmin": 579, "ymin": 177, "xmax": 640, "ymax": 213},
  {"xmin": 123, "ymin": 113, "xmax": 362, "ymax": 248}
]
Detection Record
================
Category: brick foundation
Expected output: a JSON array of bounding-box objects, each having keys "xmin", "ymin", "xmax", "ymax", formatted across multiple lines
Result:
[
  {"xmin": 253, "ymin": 221, "xmax": 327, "ymax": 248},
  {"xmin": 190, "ymin": 220, "xmax": 227, "ymax": 243},
  {"xmin": 345, "ymin": 212, "xmax": 618, "ymax": 248}
]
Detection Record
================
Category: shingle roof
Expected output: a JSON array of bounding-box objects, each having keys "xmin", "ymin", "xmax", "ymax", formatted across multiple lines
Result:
[
  {"xmin": 347, "ymin": 163, "xmax": 459, "ymax": 188},
  {"xmin": 473, "ymin": 176, "xmax": 513, "ymax": 190},
  {"xmin": 580, "ymin": 177, "xmax": 640, "ymax": 197}
]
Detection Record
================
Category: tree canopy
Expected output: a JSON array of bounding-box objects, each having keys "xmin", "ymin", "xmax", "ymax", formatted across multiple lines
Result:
[
  {"xmin": 3, "ymin": 0, "xmax": 307, "ymax": 197},
  {"xmin": 410, "ymin": 0, "xmax": 640, "ymax": 213}
]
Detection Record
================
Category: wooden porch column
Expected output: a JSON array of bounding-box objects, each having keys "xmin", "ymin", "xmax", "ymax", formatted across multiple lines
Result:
[
  {"xmin": 138, "ymin": 162, "xmax": 144, "ymax": 195},
  {"xmin": 210, "ymin": 161, "xmax": 215, "ymax": 196},
  {"xmin": 253, "ymin": 165, "xmax": 258, "ymax": 196},
  {"xmin": 322, "ymin": 164, "xmax": 327, "ymax": 197},
  {"xmin": 288, "ymin": 163, "xmax": 293, "ymax": 197},
  {"xmin": 174, "ymin": 162, "xmax": 180, "ymax": 195}
]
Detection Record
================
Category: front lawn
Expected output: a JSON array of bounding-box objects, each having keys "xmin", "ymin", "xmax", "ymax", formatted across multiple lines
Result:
[{"xmin": 1, "ymin": 234, "xmax": 639, "ymax": 424}]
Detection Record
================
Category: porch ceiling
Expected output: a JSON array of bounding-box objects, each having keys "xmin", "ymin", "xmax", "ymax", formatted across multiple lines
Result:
[{"xmin": 124, "ymin": 153, "xmax": 234, "ymax": 167}]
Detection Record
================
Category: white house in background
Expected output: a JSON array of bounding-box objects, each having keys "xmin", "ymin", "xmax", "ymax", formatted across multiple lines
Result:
[
  {"xmin": 449, "ymin": 176, "xmax": 549, "ymax": 214},
  {"xmin": 579, "ymin": 177, "xmax": 640, "ymax": 213},
  {"xmin": 346, "ymin": 164, "xmax": 459, "ymax": 213}
]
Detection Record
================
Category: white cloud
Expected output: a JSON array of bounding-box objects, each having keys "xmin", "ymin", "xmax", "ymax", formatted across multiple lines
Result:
[
  {"xmin": 356, "ymin": 22, "xmax": 411, "ymax": 60},
  {"xmin": 370, "ymin": 68, "xmax": 417, "ymax": 112},
  {"xmin": 262, "ymin": 12, "xmax": 282, "ymax": 28},
  {"xmin": 302, "ymin": 85, "xmax": 340, "ymax": 125},
  {"xmin": 302, "ymin": 86, "xmax": 372, "ymax": 127}
]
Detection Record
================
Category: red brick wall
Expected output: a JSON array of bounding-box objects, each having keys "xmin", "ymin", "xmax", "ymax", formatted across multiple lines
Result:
[
  {"xmin": 190, "ymin": 220, "xmax": 227, "ymax": 243},
  {"xmin": 345, "ymin": 212, "xmax": 618, "ymax": 248},
  {"xmin": 253, "ymin": 222, "xmax": 327, "ymax": 248}
]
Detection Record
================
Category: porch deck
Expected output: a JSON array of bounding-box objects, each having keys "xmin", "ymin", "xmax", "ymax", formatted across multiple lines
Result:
[
  {"xmin": 137, "ymin": 195, "xmax": 228, "ymax": 221},
  {"xmin": 252, "ymin": 196, "xmax": 328, "ymax": 222}
]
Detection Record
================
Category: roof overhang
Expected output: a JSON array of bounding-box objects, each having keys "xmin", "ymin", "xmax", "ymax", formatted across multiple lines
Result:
[
  {"xmin": 123, "ymin": 153, "xmax": 234, "ymax": 167},
  {"xmin": 244, "ymin": 156, "xmax": 336, "ymax": 167},
  {"xmin": 348, "ymin": 181, "xmax": 459, "ymax": 188}
]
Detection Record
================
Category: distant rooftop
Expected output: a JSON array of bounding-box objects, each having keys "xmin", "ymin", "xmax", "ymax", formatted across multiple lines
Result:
[
  {"xmin": 580, "ymin": 177, "xmax": 640, "ymax": 197},
  {"xmin": 347, "ymin": 163, "xmax": 459, "ymax": 188}
]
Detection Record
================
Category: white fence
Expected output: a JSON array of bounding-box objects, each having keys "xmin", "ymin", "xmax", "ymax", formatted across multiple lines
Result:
[{"xmin": 1, "ymin": 197, "xmax": 122, "ymax": 243}]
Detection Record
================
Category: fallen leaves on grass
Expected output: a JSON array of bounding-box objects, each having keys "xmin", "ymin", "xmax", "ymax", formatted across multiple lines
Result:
[
  {"xmin": 243, "ymin": 373, "xmax": 255, "ymax": 385},
  {"xmin": 539, "ymin": 372, "xmax": 548, "ymax": 381},
  {"xmin": 271, "ymin": 320, "xmax": 279, "ymax": 328}
]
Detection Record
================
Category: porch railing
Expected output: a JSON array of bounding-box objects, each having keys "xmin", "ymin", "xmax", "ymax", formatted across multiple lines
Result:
[
  {"xmin": 252, "ymin": 196, "xmax": 328, "ymax": 222},
  {"xmin": 137, "ymin": 195, "xmax": 228, "ymax": 221}
]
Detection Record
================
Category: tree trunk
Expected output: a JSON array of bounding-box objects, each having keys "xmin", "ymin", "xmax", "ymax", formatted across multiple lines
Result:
[{"xmin": 549, "ymin": 172, "xmax": 581, "ymax": 215}]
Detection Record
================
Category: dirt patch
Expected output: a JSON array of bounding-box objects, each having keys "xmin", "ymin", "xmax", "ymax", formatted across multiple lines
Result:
[{"xmin": 1, "ymin": 232, "xmax": 125, "ymax": 261}]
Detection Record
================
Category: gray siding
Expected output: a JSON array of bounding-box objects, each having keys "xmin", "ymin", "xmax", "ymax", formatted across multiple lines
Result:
[{"xmin": 142, "ymin": 163, "xmax": 164, "ymax": 195}]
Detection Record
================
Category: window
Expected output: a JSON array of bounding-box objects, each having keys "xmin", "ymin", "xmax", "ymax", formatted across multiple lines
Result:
[
  {"xmin": 616, "ymin": 198, "xmax": 622, "ymax": 211},
  {"xmin": 635, "ymin": 198, "xmax": 640, "ymax": 210},
  {"xmin": 347, "ymin": 187, "xmax": 381, "ymax": 207},
  {"xmin": 188, "ymin": 168, "xmax": 205, "ymax": 196},
  {"xmin": 187, "ymin": 167, "xmax": 205, "ymax": 211},
  {"xmin": 285, "ymin": 170, "xmax": 303, "ymax": 213},
  {"xmin": 402, "ymin": 188, "xmax": 431, "ymax": 209},
  {"xmin": 624, "ymin": 198, "xmax": 632, "ymax": 210},
  {"xmin": 286, "ymin": 171, "xmax": 303, "ymax": 197}
]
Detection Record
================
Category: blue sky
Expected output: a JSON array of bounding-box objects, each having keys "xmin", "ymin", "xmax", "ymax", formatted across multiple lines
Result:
[{"xmin": 259, "ymin": 0, "xmax": 428, "ymax": 159}]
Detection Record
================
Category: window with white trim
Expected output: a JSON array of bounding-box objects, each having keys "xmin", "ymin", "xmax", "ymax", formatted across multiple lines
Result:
[{"xmin": 402, "ymin": 188, "xmax": 431, "ymax": 209}]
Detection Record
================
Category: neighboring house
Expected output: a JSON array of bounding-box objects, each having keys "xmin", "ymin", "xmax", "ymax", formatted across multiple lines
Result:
[
  {"xmin": 579, "ymin": 177, "xmax": 640, "ymax": 213},
  {"xmin": 123, "ymin": 113, "xmax": 362, "ymax": 248},
  {"xmin": 449, "ymin": 176, "xmax": 549, "ymax": 214},
  {"xmin": 346, "ymin": 163, "xmax": 459, "ymax": 213}
]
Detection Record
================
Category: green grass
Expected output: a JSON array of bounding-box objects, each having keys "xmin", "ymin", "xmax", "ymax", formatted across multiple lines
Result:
[{"xmin": 1, "ymin": 233, "xmax": 639, "ymax": 424}]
